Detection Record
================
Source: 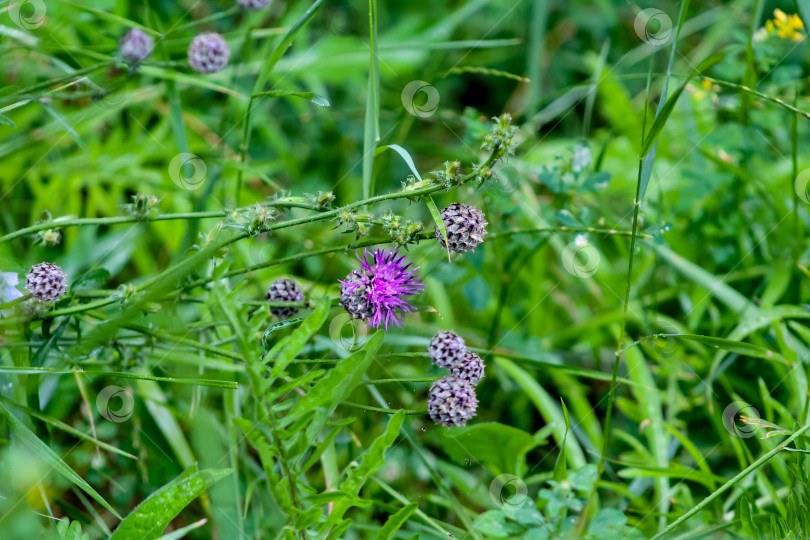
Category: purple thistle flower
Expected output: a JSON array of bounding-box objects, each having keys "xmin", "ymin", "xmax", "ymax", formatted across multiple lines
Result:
[{"xmin": 339, "ymin": 249, "xmax": 424, "ymax": 331}]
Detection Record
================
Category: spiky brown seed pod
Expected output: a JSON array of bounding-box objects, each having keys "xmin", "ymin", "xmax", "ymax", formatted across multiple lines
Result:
[
  {"xmin": 427, "ymin": 376, "xmax": 478, "ymax": 427},
  {"xmin": 237, "ymin": 0, "xmax": 271, "ymax": 9},
  {"xmin": 188, "ymin": 32, "xmax": 230, "ymax": 74},
  {"xmin": 435, "ymin": 203, "xmax": 488, "ymax": 254},
  {"xmin": 339, "ymin": 269, "xmax": 375, "ymax": 322},
  {"xmin": 450, "ymin": 351, "xmax": 485, "ymax": 386},
  {"xmin": 119, "ymin": 28, "xmax": 154, "ymax": 64},
  {"xmin": 266, "ymin": 278, "xmax": 305, "ymax": 319},
  {"xmin": 428, "ymin": 330, "xmax": 466, "ymax": 369},
  {"xmin": 25, "ymin": 263, "xmax": 67, "ymax": 302}
]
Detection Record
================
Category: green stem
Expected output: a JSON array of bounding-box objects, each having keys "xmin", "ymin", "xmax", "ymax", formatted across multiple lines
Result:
[
  {"xmin": 340, "ymin": 402, "xmax": 426, "ymax": 415},
  {"xmin": 0, "ymin": 200, "xmax": 320, "ymax": 245},
  {"xmin": 650, "ymin": 421, "xmax": 810, "ymax": 539}
]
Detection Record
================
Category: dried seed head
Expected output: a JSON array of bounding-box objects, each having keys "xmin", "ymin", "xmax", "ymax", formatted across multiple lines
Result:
[
  {"xmin": 427, "ymin": 376, "xmax": 478, "ymax": 427},
  {"xmin": 266, "ymin": 278, "xmax": 305, "ymax": 319},
  {"xmin": 450, "ymin": 351, "xmax": 485, "ymax": 386},
  {"xmin": 339, "ymin": 269, "xmax": 376, "ymax": 323},
  {"xmin": 237, "ymin": 0, "xmax": 271, "ymax": 10},
  {"xmin": 25, "ymin": 262, "xmax": 67, "ymax": 302},
  {"xmin": 436, "ymin": 203, "xmax": 488, "ymax": 254},
  {"xmin": 428, "ymin": 330, "xmax": 466, "ymax": 369},
  {"xmin": 119, "ymin": 28, "xmax": 154, "ymax": 64},
  {"xmin": 188, "ymin": 32, "xmax": 230, "ymax": 74}
]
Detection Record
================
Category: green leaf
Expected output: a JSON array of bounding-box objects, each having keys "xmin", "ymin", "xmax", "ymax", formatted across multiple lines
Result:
[
  {"xmin": 362, "ymin": 0, "xmax": 381, "ymax": 199},
  {"xmin": 286, "ymin": 331, "xmax": 384, "ymax": 428},
  {"xmin": 270, "ymin": 295, "xmax": 331, "ymax": 377},
  {"xmin": 110, "ymin": 465, "xmax": 231, "ymax": 540},
  {"xmin": 472, "ymin": 510, "xmax": 510, "ymax": 538},
  {"xmin": 496, "ymin": 358, "xmax": 586, "ymax": 469},
  {"xmin": 375, "ymin": 144, "xmax": 422, "ymax": 181},
  {"xmin": 374, "ymin": 502, "xmax": 418, "ymax": 540},
  {"xmin": 639, "ymin": 52, "xmax": 725, "ymax": 157},
  {"xmin": 0, "ymin": 402, "xmax": 121, "ymax": 519},
  {"xmin": 439, "ymin": 422, "xmax": 536, "ymax": 476},
  {"xmin": 586, "ymin": 508, "xmax": 628, "ymax": 540},
  {"xmin": 552, "ymin": 398, "xmax": 571, "ymax": 482},
  {"xmin": 426, "ymin": 195, "xmax": 449, "ymax": 258},
  {"xmin": 251, "ymin": 90, "xmax": 330, "ymax": 107},
  {"xmin": 322, "ymin": 411, "xmax": 404, "ymax": 533}
]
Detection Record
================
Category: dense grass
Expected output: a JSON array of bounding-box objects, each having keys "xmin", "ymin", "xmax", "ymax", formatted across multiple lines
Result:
[{"xmin": 2, "ymin": 0, "xmax": 810, "ymax": 538}]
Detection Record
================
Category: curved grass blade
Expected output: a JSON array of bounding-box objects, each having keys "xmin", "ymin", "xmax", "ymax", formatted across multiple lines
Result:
[{"xmin": 0, "ymin": 402, "xmax": 121, "ymax": 519}]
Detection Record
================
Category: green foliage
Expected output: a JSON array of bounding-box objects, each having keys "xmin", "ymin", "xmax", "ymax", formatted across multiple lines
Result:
[{"xmin": 3, "ymin": 0, "xmax": 810, "ymax": 539}]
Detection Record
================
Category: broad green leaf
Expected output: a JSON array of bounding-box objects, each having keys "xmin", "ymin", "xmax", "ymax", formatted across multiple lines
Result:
[
  {"xmin": 110, "ymin": 465, "xmax": 231, "ymax": 540},
  {"xmin": 270, "ymin": 295, "xmax": 331, "ymax": 377},
  {"xmin": 0, "ymin": 402, "xmax": 121, "ymax": 519},
  {"xmin": 439, "ymin": 422, "xmax": 536, "ymax": 476},
  {"xmin": 322, "ymin": 411, "xmax": 404, "ymax": 533},
  {"xmin": 286, "ymin": 331, "xmax": 384, "ymax": 427},
  {"xmin": 374, "ymin": 502, "xmax": 418, "ymax": 540}
]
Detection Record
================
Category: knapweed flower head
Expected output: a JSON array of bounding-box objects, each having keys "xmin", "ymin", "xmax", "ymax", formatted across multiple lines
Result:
[
  {"xmin": 25, "ymin": 262, "xmax": 67, "ymax": 302},
  {"xmin": 339, "ymin": 249, "xmax": 424, "ymax": 330},
  {"xmin": 188, "ymin": 32, "xmax": 230, "ymax": 74},
  {"xmin": 436, "ymin": 203, "xmax": 488, "ymax": 254},
  {"xmin": 119, "ymin": 28, "xmax": 154, "ymax": 64},
  {"xmin": 266, "ymin": 278, "xmax": 305, "ymax": 319},
  {"xmin": 238, "ymin": 0, "xmax": 272, "ymax": 10},
  {"xmin": 427, "ymin": 376, "xmax": 478, "ymax": 427},
  {"xmin": 450, "ymin": 351, "xmax": 485, "ymax": 386},
  {"xmin": 428, "ymin": 330, "xmax": 466, "ymax": 369}
]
